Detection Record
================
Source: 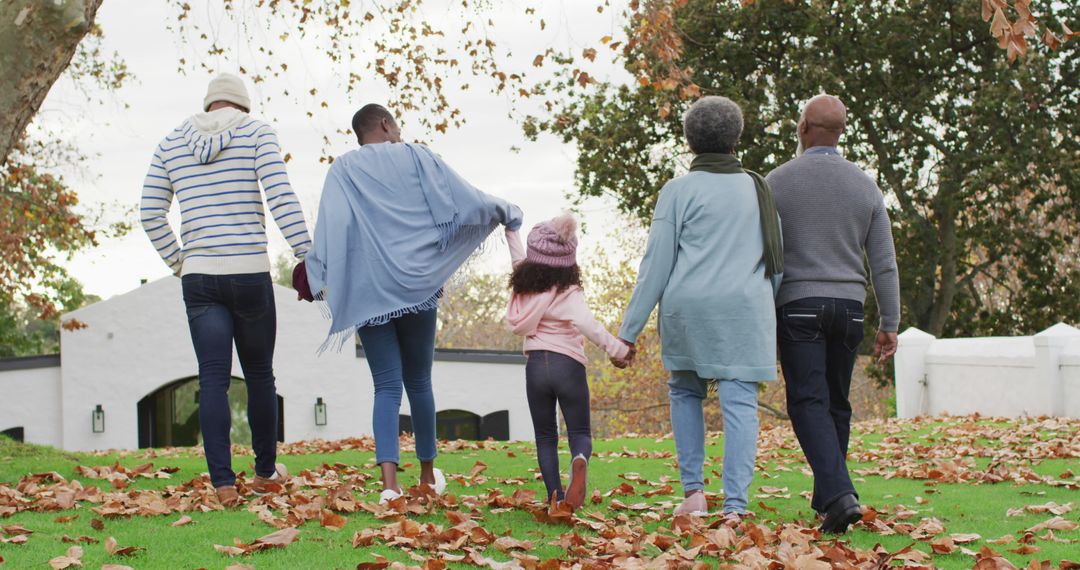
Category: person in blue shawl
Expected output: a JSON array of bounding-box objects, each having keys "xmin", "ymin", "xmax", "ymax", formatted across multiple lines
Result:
[{"xmin": 304, "ymin": 104, "xmax": 523, "ymax": 502}]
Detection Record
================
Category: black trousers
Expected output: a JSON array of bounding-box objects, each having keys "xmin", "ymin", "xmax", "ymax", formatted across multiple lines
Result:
[
  {"xmin": 777, "ymin": 297, "xmax": 865, "ymax": 512},
  {"xmin": 525, "ymin": 350, "xmax": 592, "ymax": 502}
]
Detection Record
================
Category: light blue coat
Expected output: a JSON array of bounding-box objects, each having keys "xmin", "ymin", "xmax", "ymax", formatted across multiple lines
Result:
[{"xmin": 618, "ymin": 171, "xmax": 781, "ymax": 381}]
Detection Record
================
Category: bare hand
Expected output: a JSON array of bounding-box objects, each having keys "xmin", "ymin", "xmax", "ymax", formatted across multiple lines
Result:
[
  {"xmin": 873, "ymin": 331, "xmax": 898, "ymax": 365},
  {"xmin": 610, "ymin": 338, "xmax": 637, "ymax": 369}
]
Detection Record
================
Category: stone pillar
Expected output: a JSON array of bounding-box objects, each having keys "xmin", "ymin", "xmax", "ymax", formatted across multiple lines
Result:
[
  {"xmin": 895, "ymin": 328, "xmax": 936, "ymax": 418},
  {"xmin": 1033, "ymin": 323, "xmax": 1080, "ymax": 416}
]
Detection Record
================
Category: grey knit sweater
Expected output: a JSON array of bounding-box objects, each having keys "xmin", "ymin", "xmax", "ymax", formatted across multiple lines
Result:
[{"xmin": 766, "ymin": 150, "xmax": 900, "ymax": 331}]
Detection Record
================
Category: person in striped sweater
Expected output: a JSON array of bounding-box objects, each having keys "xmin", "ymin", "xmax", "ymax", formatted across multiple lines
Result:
[{"xmin": 139, "ymin": 73, "xmax": 310, "ymax": 507}]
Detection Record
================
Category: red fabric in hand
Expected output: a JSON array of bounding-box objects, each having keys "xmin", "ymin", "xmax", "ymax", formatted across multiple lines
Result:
[{"xmin": 292, "ymin": 260, "xmax": 314, "ymax": 302}]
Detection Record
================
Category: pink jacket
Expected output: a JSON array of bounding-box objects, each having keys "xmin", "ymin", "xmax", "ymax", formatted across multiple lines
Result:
[{"xmin": 505, "ymin": 230, "xmax": 629, "ymax": 366}]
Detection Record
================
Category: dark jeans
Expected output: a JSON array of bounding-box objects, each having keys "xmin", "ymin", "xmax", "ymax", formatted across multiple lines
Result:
[
  {"xmin": 777, "ymin": 297, "xmax": 865, "ymax": 512},
  {"xmin": 525, "ymin": 350, "xmax": 592, "ymax": 502},
  {"xmin": 182, "ymin": 272, "xmax": 278, "ymax": 488},
  {"xmin": 356, "ymin": 308, "xmax": 438, "ymax": 465}
]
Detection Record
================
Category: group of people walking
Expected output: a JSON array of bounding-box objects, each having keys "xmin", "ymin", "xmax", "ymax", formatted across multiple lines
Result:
[{"xmin": 140, "ymin": 74, "xmax": 899, "ymax": 535}]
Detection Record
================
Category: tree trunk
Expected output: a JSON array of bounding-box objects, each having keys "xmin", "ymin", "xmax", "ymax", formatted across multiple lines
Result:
[
  {"xmin": 926, "ymin": 204, "xmax": 959, "ymax": 337},
  {"xmin": 0, "ymin": 0, "xmax": 102, "ymax": 165}
]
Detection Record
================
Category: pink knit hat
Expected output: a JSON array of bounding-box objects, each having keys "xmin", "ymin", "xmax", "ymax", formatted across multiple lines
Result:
[{"xmin": 526, "ymin": 214, "xmax": 578, "ymax": 267}]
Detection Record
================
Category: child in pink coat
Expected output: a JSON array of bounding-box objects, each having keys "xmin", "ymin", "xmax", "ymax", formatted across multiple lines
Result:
[{"xmin": 505, "ymin": 214, "xmax": 633, "ymax": 508}]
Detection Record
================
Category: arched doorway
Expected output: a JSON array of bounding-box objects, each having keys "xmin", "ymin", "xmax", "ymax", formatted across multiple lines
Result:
[
  {"xmin": 137, "ymin": 377, "xmax": 284, "ymax": 449},
  {"xmin": 398, "ymin": 410, "xmax": 510, "ymax": 441},
  {"xmin": 1, "ymin": 427, "xmax": 24, "ymax": 443}
]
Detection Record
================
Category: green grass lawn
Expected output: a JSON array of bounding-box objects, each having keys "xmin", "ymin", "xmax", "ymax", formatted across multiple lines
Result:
[{"xmin": 0, "ymin": 416, "xmax": 1077, "ymax": 569}]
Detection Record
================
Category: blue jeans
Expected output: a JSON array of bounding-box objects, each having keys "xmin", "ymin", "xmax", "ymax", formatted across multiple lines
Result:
[
  {"xmin": 525, "ymin": 350, "xmax": 592, "ymax": 501},
  {"xmin": 777, "ymin": 297, "xmax": 864, "ymax": 512},
  {"xmin": 668, "ymin": 370, "xmax": 759, "ymax": 514},
  {"xmin": 356, "ymin": 308, "xmax": 438, "ymax": 465},
  {"xmin": 182, "ymin": 272, "xmax": 279, "ymax": 488}
]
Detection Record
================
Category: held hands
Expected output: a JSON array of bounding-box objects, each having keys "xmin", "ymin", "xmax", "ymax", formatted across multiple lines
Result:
[
  {"xmin": 292, "ymin": 260, "xmax": 314, "ymax": 302},
  {"xmin": 873, "ymin": 330, "xmax": 898, "ymax": 365},
  {"xmin": 610, "ymin": 338, "xmax": 637, "ymax": 369}
]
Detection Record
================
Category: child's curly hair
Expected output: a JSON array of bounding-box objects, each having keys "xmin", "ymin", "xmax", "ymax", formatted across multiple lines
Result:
[{"xmin": 509, "ymin": 261, "xmax": 582, "ymax": 295}]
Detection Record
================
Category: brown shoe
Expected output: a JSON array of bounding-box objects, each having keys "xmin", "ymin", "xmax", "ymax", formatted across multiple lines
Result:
[
  {"xmin": 215, "ymin": 485, "xmax": 241, "ymax": 508},
  {"xmin": 251, "ymin": 463, "xmax": 289, "ymax": 495},
  {"xmin": 564, "ymin": 454, "xmax": 588, "ymax": 509}
]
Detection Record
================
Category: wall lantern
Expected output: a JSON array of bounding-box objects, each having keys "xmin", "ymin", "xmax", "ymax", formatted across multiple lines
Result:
[
  {"xmin": 91, "ymin": 404, "xmax": 105, "ymax": 433},
  {"xmin": 314, "ymin": 397, "xmax": 327, "ymax": 426}
]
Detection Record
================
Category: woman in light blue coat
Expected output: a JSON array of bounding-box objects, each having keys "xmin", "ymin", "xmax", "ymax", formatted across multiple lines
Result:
[{"xmin": 617, "ymin": 96, "xmax": 783, "ymax": 521}]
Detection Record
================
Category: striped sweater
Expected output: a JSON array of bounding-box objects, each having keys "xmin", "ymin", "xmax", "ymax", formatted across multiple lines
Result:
[{"xmin": 140, "ymin": 108, "xmax": 311, "ymax": 276}]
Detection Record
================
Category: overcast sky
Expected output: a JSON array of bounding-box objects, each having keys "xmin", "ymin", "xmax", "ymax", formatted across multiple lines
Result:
[{"xmin": 36, "ymin": 0, "xmax": 634, "ymax": 300}]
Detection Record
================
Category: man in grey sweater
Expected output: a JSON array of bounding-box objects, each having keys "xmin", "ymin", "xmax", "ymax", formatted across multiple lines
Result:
[{"xmin": 766, "ymin": 94, "xmax": 900, "ymax": 534}]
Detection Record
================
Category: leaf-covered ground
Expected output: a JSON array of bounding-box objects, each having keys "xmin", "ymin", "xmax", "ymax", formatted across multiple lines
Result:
[{"xmin": 0, "ymin": 416, "xmax": 1077, "ymax": 569}]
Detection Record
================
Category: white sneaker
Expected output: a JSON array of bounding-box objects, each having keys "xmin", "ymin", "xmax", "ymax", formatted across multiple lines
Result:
[
  {"xmin": 378, "ymin": 488, "xmax": 403, "ymax": 505},
  {"xmin": 430, "ymin": 468, "xmax": 447, "ymax": 495}
]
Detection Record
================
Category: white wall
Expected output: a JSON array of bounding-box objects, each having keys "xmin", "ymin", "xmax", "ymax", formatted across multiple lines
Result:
[
  {"xmin": 40, "ymin": 276, "xmax": 529, "ymax": 451},
  {"xmin": 0, "ymin": 364, "xmax": 63, "ymax": 447},
  {"xmin": 400, "ymin": 360, "xmax": 531, "ymax": 441},
  {"xmin": 895, "ymin": 323, "xmax": 1080, "ymax": 419},
  {"xmin": 1058, "ymin": 338, "xmax": 1080, "ymax": 418}
]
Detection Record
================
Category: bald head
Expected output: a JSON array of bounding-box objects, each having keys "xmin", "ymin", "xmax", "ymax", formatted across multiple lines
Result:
[{"xmin": 798, "ymin": 94, "xmax": 847, "ymax": 150}]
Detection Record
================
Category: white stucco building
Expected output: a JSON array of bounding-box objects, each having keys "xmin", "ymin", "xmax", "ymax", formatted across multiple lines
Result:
[{"xmin": 0, "ymin": 277, "xmax": 531, "ymax": 451}]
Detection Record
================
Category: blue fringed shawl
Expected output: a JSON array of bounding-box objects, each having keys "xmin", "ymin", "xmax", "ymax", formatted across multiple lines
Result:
[{"xmin": 306, "ymin": 142, "xmax": 523, "ymax": 352}]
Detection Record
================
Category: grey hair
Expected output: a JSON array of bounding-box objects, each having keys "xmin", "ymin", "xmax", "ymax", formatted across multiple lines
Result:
[{"xmin": 683, "ymin": 96, "xmax": 744, "ymax": 155}]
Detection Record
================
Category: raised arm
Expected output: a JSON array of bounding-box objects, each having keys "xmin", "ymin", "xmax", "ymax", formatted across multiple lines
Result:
[
  {"xmin": 506, "ymin": 228, "xmax": 526, "ymax": 268},
  {"xmin": 255, "ymin": 126, "xmax": 311, "ymax": 258},
  {"xmin": 140, "ymin": 151, "xmax": 182, "ymax": 275}
]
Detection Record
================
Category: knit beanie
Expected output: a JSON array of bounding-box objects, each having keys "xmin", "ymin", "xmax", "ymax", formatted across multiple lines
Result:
[
  {"xmin": 526, "ymin": 214, "xmax": 578, "ymax": 267},
  {"xmin": 203, "ymin": 73, "xmax": 251, "ymax": 112}
]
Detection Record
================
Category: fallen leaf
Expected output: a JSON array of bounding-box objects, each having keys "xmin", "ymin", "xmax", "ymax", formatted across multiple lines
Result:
[
  {"xmin": 104, "ymin": 536, "xmax": 144, "ymax": 557},
  {"xmin": 171, "ymin": 515, "xmax": 193, "ymax": 527},
  {"xmin": 48, "ymin": 546, "xmax": 83, "ymax": 569},
  {"xmin": 952, "ymin": 532, "xmax": 982, "ymax": 544},
  {"xmin": 320, "ymin": 510, "xmax": 347, "ymax": 531},
  {"xmin": 1026, "ymin": 516, "xmax": 1079, "ymax": 533}
]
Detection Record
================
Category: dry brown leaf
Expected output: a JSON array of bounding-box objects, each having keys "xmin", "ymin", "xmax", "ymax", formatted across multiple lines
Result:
[
  {"xmin": 952, "ymin": 532, "xmax": 982, "ymax": 544},
  {"xmin": 170, "ymin": 515, "xmax": 193, "ymax": 527},
  {"xmin": 103, "ymin": 536, "xmax": 143, "ymax": 557},
  {"xmin": 48, "ymin": 546, "xmax": 84, "ymax": 569},
  {"xmin": 100, "ymin": 565, "xmax": 134, "ymax": 570},
  {"xmin": 1026, "ymin": 516, "xmax": 1079, "ymax": 533},
  {"xmin": 930, "ymin": 536, "xmax": 957, "ymax": 554},
  {"xmin": 62, "ymin": 535, "xmax": 99, "ymax": 545},
  {"xmin": 214, "ymin": 544, "xmax": 246, "ymax": 556},
  {"xmin": 320, "ymin": 509, "xmax": 347, "ymax": 531}
]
